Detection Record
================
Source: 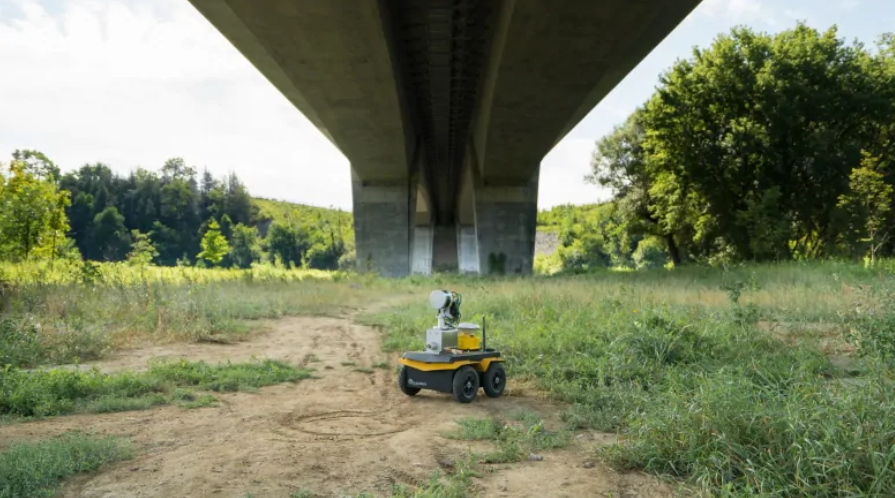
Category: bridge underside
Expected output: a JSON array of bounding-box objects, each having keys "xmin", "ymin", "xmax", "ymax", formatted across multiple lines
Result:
[{"xmin": 187, "ymin": 0, "xmax": 701, "ymax": 276}]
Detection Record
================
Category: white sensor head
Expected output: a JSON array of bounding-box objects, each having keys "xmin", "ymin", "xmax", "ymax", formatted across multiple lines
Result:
[{"xmin": 429, "ymin": 290, "xmax": 451, "ymax": 310}]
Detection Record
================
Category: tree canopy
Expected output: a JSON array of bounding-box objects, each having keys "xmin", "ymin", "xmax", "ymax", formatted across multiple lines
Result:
[{"xmin": 579, "ymin": 23, "xmax": 895, "ymax": 267}]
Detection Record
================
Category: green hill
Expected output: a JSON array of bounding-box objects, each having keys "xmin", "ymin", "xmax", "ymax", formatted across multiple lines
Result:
[
  {"xmin": 250, "ymin": 197, "xmax": 595, "ymax": 250},
  {"xmin": 252, "ymin": 197, "xmax": 354, "ymax": 243}
]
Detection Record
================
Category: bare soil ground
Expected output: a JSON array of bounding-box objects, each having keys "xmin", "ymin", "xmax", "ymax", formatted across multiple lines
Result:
[{"xmin": 0, "ymin": 316, "xmax": 673, "ymax": 498}]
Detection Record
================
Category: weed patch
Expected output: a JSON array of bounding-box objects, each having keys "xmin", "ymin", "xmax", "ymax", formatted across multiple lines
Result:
[
  {"xmin": 389, "ymin": 468, "xmax": 474, "ymax": 498},
  {"xmin": 0, "ymin": 359, "xmax": 310, "ymax": 419},
  {"xmin": 146, "ymin": 358, "xmax": 312, "ymax": 392},
  {"xmin": 0, "ymin": 317, "xmax": 46, "ymax": 368},
  {"xmin": 446, "ymin": 411, "xmax": 571, "ymax": 464},
  {"xmin": 0, "ymin": 431, "xmax": 133, "ymax": 498}
]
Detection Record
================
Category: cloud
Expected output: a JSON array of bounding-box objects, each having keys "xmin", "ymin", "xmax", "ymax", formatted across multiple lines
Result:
[
  {"xmin": 538, "ymin": 137, "xmax": 611, "ymax": 209},
  {"xmin": 0, "ymin": 0, "xmax": 352, "ymax": 210},
  {"xmin": 699, "ymin": 0, "xmax": 780, "ymax": 26}
]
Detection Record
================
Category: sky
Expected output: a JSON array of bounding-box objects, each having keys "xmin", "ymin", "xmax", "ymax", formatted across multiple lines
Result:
[{"xmin": 0, "ymin": 0, "xmax": 892, "ymax": 211}]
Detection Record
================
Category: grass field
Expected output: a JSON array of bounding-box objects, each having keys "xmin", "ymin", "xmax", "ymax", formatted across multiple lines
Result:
[
  {"xmin": 0, "ymin": 432, "xmax": 134, "ymax": 498},
  {"xmin": 363, "ymin": 261, "xmax": 895, "ymax": 497},
  {"xmin": 2, "ymin": 260, "xmax": 895, "ymax": 496},
  {"xmin": 0, "ymin": 259, "xmax": 416, "ymax": 366}
]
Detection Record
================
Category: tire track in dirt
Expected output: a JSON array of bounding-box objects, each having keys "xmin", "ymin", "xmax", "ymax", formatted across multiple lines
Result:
[{"xmin": 0, "ymin": 315, "xmax": 673, "ymax": 498}]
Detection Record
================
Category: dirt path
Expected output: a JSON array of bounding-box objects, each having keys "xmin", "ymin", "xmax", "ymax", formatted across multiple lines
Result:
[{"xmin": 1, "ymin": 316, "xmax": 672, "ymax": 498}]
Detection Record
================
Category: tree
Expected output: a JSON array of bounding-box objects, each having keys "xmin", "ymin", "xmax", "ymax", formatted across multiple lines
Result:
[
  {"xmin": 734, "ymin": 186, "xmax": 792, "ymax": 261},
  {"xmin": 583, "ymin": 22, "xmax": 895, "ymax": 266},
  {"xmin": 266, "ymin": 222, "xmax": 311, "ymax": 268},
  {"xmin": 223, "ymin": 173, "xmax": 254, "ymax": 226},
  {"xmin": 633, "ymin": 236, "xmax": 670, "ymax": 270},
  {"xmin": 228, "ymin": 223, "xmax": 261, "ymax": 268},
  {"xmin": 585, "ymin": 109, "xmax": 685, "ymax": 264},
  {"xmin": 127, "ymin": 230, "xmax": 159, "ymax": 267},
  {"xmin": 646, "ymin": 24, "xmax": 881, "ymax": 261},
  {"xmin": 0, "ymin": 158, "xmax": 70, "ymax": 260},
  {"xmin": 92, "ymin": 207, "xmax": 131, "ymax": 261},
  {"xmin": 159, "ymin": 168, "xmax": 200, "ymax": 259},
  {"xmin": 837, "ymin": 153, "xmax": 894, "ymax": 264},
  {"xmin": 160, "ymin": 157, "xmax": 194, "ymax": 182},
  {"xmin": 45, "ymin": 189, "xmax": 72, "ymax": 260},
  {"xmin": 12, "ymin": 149, "xmax": 60, "ymax": 184},
  {"xmin": 149, "ymin": 222, "xmax": 181, "ymax": 266},
  {"xmin": 197, "ymin": 218, "xmax": 230, "ymax": 266},
  {"xmin": 67, "ymin": 191, "xmax": 96, "ymax": 256},
  {"xmin": 219, "ymin": 214, "xmax": 233, "ymax": 241}
]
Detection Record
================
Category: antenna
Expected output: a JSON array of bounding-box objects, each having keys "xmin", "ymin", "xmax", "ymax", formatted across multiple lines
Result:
[{"xmin": 482, "ymin": 315, "xmax": 487, "ymax": 351}]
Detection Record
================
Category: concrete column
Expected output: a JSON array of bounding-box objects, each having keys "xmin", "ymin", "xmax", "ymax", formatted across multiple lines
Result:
[
  {"xmin": 351, "ymin": 176, "xmax": 415, "ymax": 277},
  {"xmin": 411, "ymin": 226, "xmax": 433, "ymax": 275},
  {"xmin": 432, "ymin": 225, "xmax": 459, "ymax": 272},
  {"xmin": 474, "ymin": 179, "xmax": 538, "ymax": 276},
  {"xmin": 457, "ymin": 225, "xmax": 479, "ymax": 273}
]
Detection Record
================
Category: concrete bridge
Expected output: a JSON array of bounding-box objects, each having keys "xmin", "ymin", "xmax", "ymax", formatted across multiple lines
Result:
[{"xmin": 186, "ymin": 0, "xmax": 701, "ymax": 276}]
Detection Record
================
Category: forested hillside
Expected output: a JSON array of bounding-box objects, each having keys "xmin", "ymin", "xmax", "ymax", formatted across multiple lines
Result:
[{"xmin": 0, "ymin": 152, "xmax": 352, "ymax": 270}]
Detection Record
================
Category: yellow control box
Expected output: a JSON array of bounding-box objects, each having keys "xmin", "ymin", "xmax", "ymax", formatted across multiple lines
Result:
[{"xmin": 457, "ymin": 332, "xmax": 481, "ymax": 351}]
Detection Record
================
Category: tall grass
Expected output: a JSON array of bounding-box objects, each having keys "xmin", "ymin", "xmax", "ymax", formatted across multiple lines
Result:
[
  {"xmin": 0, "ymin": 259, "xmax": 344, "ymax": 286},
  {"xmin": 366, "ymin": 261, "xmax": 895, "ymax": 497},
  {"xmin": 1, "ymin": 358, "xmax": 312, "ymax": 418},
  {"xmin": 0, "ymin": 432, "xmax": 133, "ymax": 498},
  {"xmin": 0, "ymin": 260, "xmax": 420, "ymax": 367},
  {"xmin": 4, "ymin": 258, "xmax": 895, "ymax": 496}
]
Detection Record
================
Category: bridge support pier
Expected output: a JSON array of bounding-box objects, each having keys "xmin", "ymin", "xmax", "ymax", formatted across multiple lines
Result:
[
  {"xmin": 432, "ymin": 225, "xmax": 459, "ymax": 272},
  {"xmin": 351, "ymin": 176, "xmax": 415, "ymax": 277},
  {"xmin": 351, "ymin": 172, "xmax": 538, "ymax": 277},
  {"xmin": 473, "ymin": 176, "xmax": 539, "ymax": 276},
  {"xmin": 457, "ymin": 225, "xmax": 479, "ymax": 273}
]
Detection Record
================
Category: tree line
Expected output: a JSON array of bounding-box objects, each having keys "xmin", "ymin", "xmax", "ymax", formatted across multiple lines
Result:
[
  {"xmin": 548, "ymin": 23, "xmax": 895, "ymax": 270},
  {"xmin": 0, "ymin": 152, "xmax": 352, "ymax": 270}
]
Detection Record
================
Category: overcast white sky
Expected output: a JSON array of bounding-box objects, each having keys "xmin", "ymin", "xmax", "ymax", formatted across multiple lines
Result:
[{"xmin": 0, "ymin": 0, "xmax": 892, "ymax": 211}]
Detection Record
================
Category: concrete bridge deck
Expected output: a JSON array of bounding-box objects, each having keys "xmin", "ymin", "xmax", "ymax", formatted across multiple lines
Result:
[{"xmin": 186, "ymin": 0, "xmax": 701, "ymax": 276}]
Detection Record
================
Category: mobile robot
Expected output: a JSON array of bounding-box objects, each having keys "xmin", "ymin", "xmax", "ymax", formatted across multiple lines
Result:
[{"xmin": 397, "ymin": 290, "xmax": 506, "ymax": 403}]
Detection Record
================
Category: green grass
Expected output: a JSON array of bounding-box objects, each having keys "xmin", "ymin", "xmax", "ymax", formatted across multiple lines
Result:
[
  {"xmin": 0, "ymin": 359, "xmax": 311, "ymax": 419},
  {"xmin": 339, "ymin": 413, "xmax": 560, "ymax": 498},
  {"xmin": 446, "ymin": 411, "xmax": 571, "ymax": 464},
  {"xmin": 342, "ymin": 455, "xmax": 480, "ymax": 498},
  {"xmin": 446, "ymin": 417, "xmax": 503, "ymax": 441},
  {"xmin": 5, "ymin": 259, "xmax": 895, "ymax": 496},
  {"xmin": 363, "ymin": 261, "xmax": 895, "ymax": 497},
  {"xmin": 174, "ymin": 390, "xmax": 219, "ymax": 409},
  {"xmin": 388, "ymin": 469, "xmax": 475, "ymax": 498},
  {"xmin": 0, "ymin": 265, "xmax": 416, "ymax": 368},
  {"xmin": 0, "ymin": 431, "xmax": 134, "ymax": 498}
]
